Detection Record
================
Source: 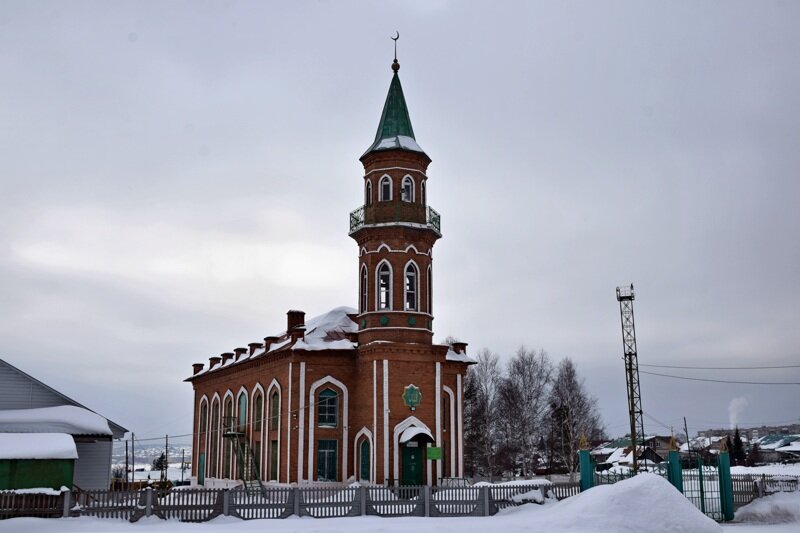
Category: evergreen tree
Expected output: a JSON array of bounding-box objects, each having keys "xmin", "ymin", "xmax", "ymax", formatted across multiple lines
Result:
[
  {"xmin": 152, "ymin": 452, "xmax": 167, "ymax": 472},
  {"xmin": 732, "ymin": 427, "xmax": 746, "ymax": 465}
]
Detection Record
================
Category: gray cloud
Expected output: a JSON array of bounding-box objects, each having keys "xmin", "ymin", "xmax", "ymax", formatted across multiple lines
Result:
[{"xmin": 1, "ymin": 0, "xmax": 798, "ymax": 439}]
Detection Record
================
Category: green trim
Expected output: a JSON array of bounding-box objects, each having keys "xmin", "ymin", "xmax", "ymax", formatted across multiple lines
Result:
[
  {"xmin": 380, "ymin": 316, "xmax": 390, "ymax": 326},
  {"xmin": 360, "ymin": 319, "xmax": 367, "ymax": 329},
  {"xmin": 407, "ymin": 316, "xmax": 416, "ymax": 327}
]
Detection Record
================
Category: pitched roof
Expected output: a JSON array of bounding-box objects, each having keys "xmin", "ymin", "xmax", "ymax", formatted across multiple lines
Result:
[
  {"xmin": 0, "ymin": 358, "xmax": 127, "ymax": 438},
  {"xmin": 362, "ymin": 70, "xmax": 429, "ymax": 160}
]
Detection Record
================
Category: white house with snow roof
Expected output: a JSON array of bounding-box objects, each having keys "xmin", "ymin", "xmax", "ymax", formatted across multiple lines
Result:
[{"xmin": 0, "ymin": 358, "xmax": 127, "ymax": 490}]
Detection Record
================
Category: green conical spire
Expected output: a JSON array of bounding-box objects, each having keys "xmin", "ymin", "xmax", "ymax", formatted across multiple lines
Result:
[
  {"xmin": 362, "ymin": 62, "xmax": 428, "ymax": 160},
  {"xmin": 373, "ymin": 71, "xmax": 415, "ymax": 142}
]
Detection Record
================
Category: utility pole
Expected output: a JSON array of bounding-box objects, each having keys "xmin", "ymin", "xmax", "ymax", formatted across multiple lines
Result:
[
  {"xmin": 164, "ymin": 434, "xmax": 169, "ymax": 483},
  {"xmin": 125, "ymin": 439, "xmax": 129, "ymax": 489},
  {"xmin": 616, "ymin": 284, "xmax": 646, "ymax": 474},
  {"xmin": 131, "ymin": 433, "xmax": 135, "ymax": 486},
  {"xmin": 684, "ymin": 417, "xmax": 692, "ymax": 461}
]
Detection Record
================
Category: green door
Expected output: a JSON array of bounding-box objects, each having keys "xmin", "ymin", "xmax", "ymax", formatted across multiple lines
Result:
[
  {"xmin": 401, "ymin": 444, "xmax": 422, "ymax": 486},
  {"xmin": 198, "ymin": 453, "xmax": 205, "ymax": 486},
  {"xmin": 360, "ymin": 440, "xmax": 370, "ymax": 481}
]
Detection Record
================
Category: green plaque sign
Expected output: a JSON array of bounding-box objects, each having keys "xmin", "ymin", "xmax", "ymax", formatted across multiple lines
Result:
[
  {"xmin": 402, "ymin": 384, "xmax": 422, "ymax": 409},
  {"xmin": 426, "ymin": 447, "xmax": 442, "ymax": 460}
]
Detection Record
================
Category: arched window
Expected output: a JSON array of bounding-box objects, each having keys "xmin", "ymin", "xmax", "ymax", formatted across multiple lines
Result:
[
  {"xmin": 359, "ymin": 439, "xmax": 370, "ymax": 481},
  {"xmin": 379, "ymin": 175, "xmax": 392, "ymax": 201},
  {"xmin": 318, "ymin": 388, "xmax": 338, "ymax": 427},
  {"xmin": 238, "ymin": 393, "xmax": 247, "ymax": 432},
  {"xmin": 421, "ymin": 180, "xmax": 426, "ymax": 206},
  {"xmin": 270, "ymin": 391, "xmax": 280, "ymax": 431},
  {"xmin": 377, "ymin": 261, "xmax": 392, "ymax": 310},
  {"xmin": 209, "ymin": 401, "xmax": 220, "ymax": 477},
  {"xmin": 401, "ymin": 176, "xmax": 414, "ymax": 202},
  {"xmin": 365, "ymin": 181, "xmax": 372, "ymax": 206},
  {"xmin": 405, "ymin": 262, "xmax": 418, "ymax": 311},
  {"xmin": 223, "ymin": 397, "xmax": 233, "ymax": 478},
  {"xmin": 199, "ymin": 401, "xmax": 208, "ymax": 435},
  {"xmin": 427, "ymin": 265, "xmax": 432, "ymax": 314},
  {"xmin": 253, "ymin": 392, "xmax": 263, "ymax": 432},
  {"xmin": 360, "ymin": 265, "xmax": 368, "ymax": 313}
]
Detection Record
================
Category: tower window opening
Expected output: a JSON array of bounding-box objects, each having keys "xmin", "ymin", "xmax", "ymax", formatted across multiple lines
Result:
[
  {"xmin": 401, "ymin": 176, "xmax": 414, "ymax": 202},
  {"xmin": 427, "ymin": 266, "xmax": 432, "ymax": 314},
  {"xmin": 360, "ymin": 265, "xmax": 368, "ymax": 313},
  {"xmin": 405, "ymin": 262, "xmax": 418, "ymax": 311},
  {"xmin": 379, "ymin": 176, "xmax": 392, "ymax": 202},
  {"xmin": 378, "ymin": 262, "xmax": 392, "ymax": 310},
  {"xmin": 421, "ymin": 180, "xmax": 426, "ymax": 206},
  {"xmin": 365, "ymin": 181, "xmax": 373, "ymax": 206}
]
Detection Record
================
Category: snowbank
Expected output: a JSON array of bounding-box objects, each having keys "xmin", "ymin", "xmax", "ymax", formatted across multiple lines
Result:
[
  {"xmin": 0, "ymin": 405, "xmax": 111, "ymax": 436},
  {"xmin": 731, "ymin": 464, "xmax": 800, "ymax": 477},
  {"xmin": 734, "ymin": 491, "xmax": 800, "ymax": 524},
  {"xmin": 0, "ymin": 433, "xmax": 77, "ymax": 460}
]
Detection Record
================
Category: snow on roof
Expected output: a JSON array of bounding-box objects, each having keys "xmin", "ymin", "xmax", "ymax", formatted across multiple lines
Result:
[
  {"xmin": 399, "ymin": 426, "xmax": 434, "ymax": 444},
  {"xmin": 291, "ymin": 306, "xmax": 358, "ymax": 351},
  {"xmin": 373, "ymin": 135, "xmax": 425, "ymax": 153},
  {"xmin": 756, "ymin": 434, "xmax": 800, "ymax": 450},
  {"xmin": 0, "ymin": 433, "xmax": 78, "ymax": 460},
  {"xmin": 445, "ymin": 347, "xmax": 476, "ymax": 364},
  {"xmin": 0, "ymin": 405, "xmax": 112, "ymax": 436}
]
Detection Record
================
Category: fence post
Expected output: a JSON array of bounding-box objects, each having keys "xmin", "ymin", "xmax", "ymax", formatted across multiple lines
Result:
[
  {"xmin": 222, "ymin": 489, "xmax": 230, "ymax": 516},
  {"xmin": 145, "ymin": 487, "xmax": 153, "ymax": 517},
  {"xmin": 62, "ymin": 490, "xmax": 71, "ymax": 518},
  {"xmin": 697, "ymin": 458, "xmax": 706, "ymax": 515},
  {"xmin": 359, "ymin": 485, "xmax": 367, "ymax": 516},
  {"xmin": 718, "ymin": 452, "xmax": 734, "ymax": 521},
  {"xmin": 293, "ymin": 487, "xmax": 300, "ymax": 517},
  {"xmin": 668, "ymin": 450, "xmax": 683, "ymax": 494},
  {"xmin": 579, "ymin": 450, "xmax": 594, "ymax": 492},
  {"xmin": 424, "ymin": 485, "xmax": 431, "ymax": 517},
  {"xmin": 482, "ymin": 486, "xmax": 490, "ymax": 516}
]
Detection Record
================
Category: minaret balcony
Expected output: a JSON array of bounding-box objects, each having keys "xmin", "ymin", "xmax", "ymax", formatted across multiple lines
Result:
[{"xmin": 349, "ymin": 204, "xmax": 441, "ymax": 236}]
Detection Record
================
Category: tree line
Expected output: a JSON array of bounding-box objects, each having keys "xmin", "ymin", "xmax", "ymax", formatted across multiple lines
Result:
[{"xmin": 461, "ymin": 345, "xmax": 606, "ymax": 480}]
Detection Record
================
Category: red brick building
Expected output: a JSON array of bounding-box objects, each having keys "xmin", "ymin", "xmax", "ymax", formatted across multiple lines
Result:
[{"xmin": 186, "ymin": 57, "xmax": 474, "ymax": 486}]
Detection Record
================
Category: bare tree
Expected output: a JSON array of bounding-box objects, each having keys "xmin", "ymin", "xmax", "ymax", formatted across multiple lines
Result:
[
  {"xmin": 548, "ymin": 358, "xmax": 605, "ymax": 480},
  {"xmin": 464, "ymin": 348, "xmax": 501, "ymax": 478},
  {"xmin": 497, "ymin": 347, "xmax": 553, "ymax": 476}
]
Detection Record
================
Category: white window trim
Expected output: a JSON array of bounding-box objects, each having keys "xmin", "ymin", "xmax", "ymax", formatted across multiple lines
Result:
[
  {"xmin": 376, "ymin": 260, "xmax": 393, "ymax": 311},
  {"xmin": 365, "ymin": 180, "xmax": 373, "ymax": 206},
  {"xmin": 352, "ymin": 427, "xmax": 375, "ymax": 483},
  {"xmin": 265, "ymin": 379, "xmax": 282, "ymax": 482},
  {"xmin": 379, "ymin": 174, "xmax": 393, "ymax": 202},
  {"xmin": 442, "ymin": 385, "xmax": 456, "ymax": 478},
  {"xmin": 307, "ymin": 376, "xmax": 349, "ymax": 482},
  {"xmin": 404, "ymin": 260, "xmax": 419, "ymax": 312},
  {"xmin": 401, "ymin": 175, "xmax": 415, "ymax": 202},
  {"xmin": 250, "ymin": 383, "xmax": 266, "ymax": 480},
  {"xmin": 208, "ymin": 393, "xmax": 221, "ymax": 479},
  {"xmin": 360, "ymin": 264, "xmax": 368, "ymax": 313}
]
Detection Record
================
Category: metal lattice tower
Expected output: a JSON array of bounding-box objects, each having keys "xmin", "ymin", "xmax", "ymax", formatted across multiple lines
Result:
[{"xmin": 616, "ymin": 284, "xmax": 646, "ymax": 474}]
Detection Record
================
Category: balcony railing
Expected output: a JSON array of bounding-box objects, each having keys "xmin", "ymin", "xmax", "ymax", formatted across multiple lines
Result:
[{"xmin": 349, "ymin": 204, "xmax": 442, "ymax": 235}]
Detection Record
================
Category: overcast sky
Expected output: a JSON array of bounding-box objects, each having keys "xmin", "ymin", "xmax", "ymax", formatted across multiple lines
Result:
[{"xmin": 2, "ymin": 1, "xmax": 798, "ymax": 444}]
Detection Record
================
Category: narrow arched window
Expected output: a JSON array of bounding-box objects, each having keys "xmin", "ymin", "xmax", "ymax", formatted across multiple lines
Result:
[
  {"xmin": 421, "ymin": 180, "xmax": 426, "ymax": 206},
  {"xmin": 405, "ymin": 262, "xmax": 418, "ymax": 311},
  {"xmin": 379, "ymin": 176, "xmax": 392, "ymax": 201},
  {"xmin": 270, "ymin": 391, "xmax": 279, "ymax": 430},
  {"xmin": 253, "ymin": 393, "xmax": 263, "ymax": 432},
  {"xmin": 360, "ymin": 265, "xmax": 368, "ymax": 313},
  {"xmin": 427, "ymin": 266, "xmax": 432, "ymax": 314},
  {"xmin": 238, "ymin": 393, "xmax": 247, "ymax": 432},
  {"xmin": 209, "ymin": 401, "xmax": 220, "ymax": 477},
  {"xmin": 199, "ymin": 402, "xmax": 208, "ymax": 434},
  {"xmin": 377, "ymin": 262, "xmax": 392, "ymax": 310},
  {"xmin": 318, "ymin": 388, "xmax": 338, "ymax": 427},
  {"xmin": 365, "ymin": 181, "xmax": 372, "ymax": 206},
  {"xmin": 401, "ymin": 176, "xmax": 414, "ymax": 202}
]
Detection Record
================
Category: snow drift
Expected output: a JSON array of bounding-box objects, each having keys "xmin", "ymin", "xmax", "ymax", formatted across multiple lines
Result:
[{"xmin": 734, "ymin": 491, "xmax": 800, "ymax": 524}]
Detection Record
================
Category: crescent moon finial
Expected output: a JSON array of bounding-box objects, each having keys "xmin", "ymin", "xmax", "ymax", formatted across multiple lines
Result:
[{"xmin": 391, "ymin": 31, "xmax": 400, "ymax": 71}]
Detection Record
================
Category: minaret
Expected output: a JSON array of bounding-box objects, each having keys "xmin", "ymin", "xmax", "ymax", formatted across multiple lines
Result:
[{"xmin": 349, "ymin": 54, "xmax": 441, "ymax": 345}]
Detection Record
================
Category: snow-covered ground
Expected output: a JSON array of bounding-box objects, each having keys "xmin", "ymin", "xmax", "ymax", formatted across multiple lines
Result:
[
  {"xmin": 731, "ymin": 464, "xmax": 800, "ymax": 477},
  {"xmin": 2, "ymin": 474, "xmax": 797, "ymax": 532}
]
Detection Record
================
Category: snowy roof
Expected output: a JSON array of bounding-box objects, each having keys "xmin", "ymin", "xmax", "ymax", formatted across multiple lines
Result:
[
  {"xmin": 370, "ymin": 135, "xmax": 425, "ymax": 154},
  {"xmin": 756, "ymin": 434, "xmax": 800, "ymax": 450},
  {"xmin": 445, "ymin": 348, "xmax": 476, "ymax": 364},
  {"xmin": 190, "ymin": 306, "xmax": 358, "ymax": 379},
  {"xmin": 0, "ymin": 433, "xmax": 78, "ymax": 460},
  {"xmin": 399, "ymin": 426, "xmax": 434, "ymax": 444},
  {"xmin": 0, "ymin": 405, "xmax": 112, "ymax": 436}
]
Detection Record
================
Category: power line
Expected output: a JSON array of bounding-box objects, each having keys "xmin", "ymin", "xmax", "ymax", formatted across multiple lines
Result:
[
  {"xmin": 641, "ymin": 363, "xmax": 800, "ymax": 370},
  {"xmin": 640, "ymin": 370, "xmax": 800, "ymax": 386}
]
